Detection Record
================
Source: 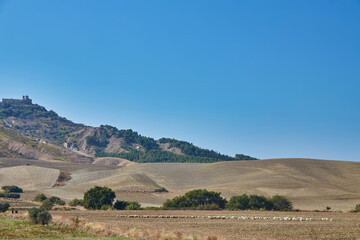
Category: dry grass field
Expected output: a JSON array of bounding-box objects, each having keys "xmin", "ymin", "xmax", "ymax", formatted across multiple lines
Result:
[
  {"xmin": 1, "ymin": 157, "xmax": 359, "ymax": 211},
  {"xmin": 51, "ymin": 210, "xmax": 360, "ymax": 240}
]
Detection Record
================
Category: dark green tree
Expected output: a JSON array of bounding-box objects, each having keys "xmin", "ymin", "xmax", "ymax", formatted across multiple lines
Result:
[
  {"xmin": 269, "ymin": 195, "xmax": 293, "ymax": 211},
  {"xmin": 0, "ymin": 202, "xmax": 10, "ymax": 212},
  {"xmin": 226, "ymin": 194, "xmax": 249, "ymax": 210},
  {"xmin": 83, "ymin": 186, "xmax": 116, "ymax": 210},
  {"xmin": 113, "ymin": 200, "xmax": 129, "ymax": 210},
  {"xmin": 248, "ymin": 194, "xmax": 272, "ymax": 210},
  {"xmin": 34, "ymin": 193, "xmax": 47, "ymax": 202},
  {"xmin": 28, "ymin": 207, "xmax": 52, "ymax": 225},
  {"xmin": 2, "ymin": 185, "xmax": 23, "ymax": 193}
]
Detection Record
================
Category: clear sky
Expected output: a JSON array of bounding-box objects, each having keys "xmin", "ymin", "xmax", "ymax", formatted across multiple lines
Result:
[{"xmin": 0, "ymin": 0, "xmax": 359, "ymax": 161}]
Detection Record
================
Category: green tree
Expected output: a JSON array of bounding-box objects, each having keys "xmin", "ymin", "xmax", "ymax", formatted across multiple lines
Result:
[
  {"xmin": 125, "ymin": 201, "xmax": 141, "ymax": 210},
  {"xmin": 113, "ymin": 200, "xmax": 129, "ymax": 210},
  {"xmin": 28, "ymin": 207, "xmax": 52, "ymax": 225},
  {"xmin": 41, "ymin": 199, "xmax": 54, "ymax": 210},
  {"xmin": 163, "ymin": 189, "xmax": 227, "ymax": 209},
  {"xmin": 248, "ymin": 194, "xmax": 272, "ymax": 210},
  {"xmin": 83, "ymin": 186, "xmax": 116, "ymax": 210},
  {"xmin": 69, "ymin": 198, "xmax": 83, "ymax": 206},
  {"xmin": 269, "ymin": 195, "xmax": 293, "ymax": 211},
  {"xmin": 34, "ymin": 193, "xmax": 47, "ymax": 202},
  {"xmin": 2, "ymin": 185, "xmax": 23, "ymax": 193},
  {"xmin": 226, "ymin": 194, "xmax": 249, "ymax": 210},
  {"xmin": 48, "ymin": 196, "xmax": 65, "ymax": 205},
  {"xmin": 0, "ymin": 202, "xmax": 10, "ymax": 212},
  {"xmin": 353, "ymin": 204, "xmax": 360, "ymax": 213}
]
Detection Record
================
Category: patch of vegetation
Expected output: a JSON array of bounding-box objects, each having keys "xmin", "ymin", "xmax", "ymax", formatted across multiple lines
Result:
[
  {"xmin": 0, "ymin": 202, "xmax": 10, "ymax": 212},
  {"xmin": 163, "ymin": 189, "xmax": 227, "ymax": 210},
  {"xmin": 28, "ymin": 207, "xmax": 52, "ymax": 225},
  {"xmin": 1, "ymin": 185, "xmax": 23, "ymax": 193},
  {"xmin": 34, "ymin": 193, "xmax": 47, "ymax": 202},
  {"xmin": 96, "ymin": 149, "xmax": 231, "ymax": 163},
  {"xmin": 69, "ymin": 198, "xmax": 83, "ymax": 206},
  {"xmin": 0, "ymin": 192, "xmax": 20, "ymax": 199},
  {"xmin": 48, "ymin": 196, "xmax": 66, "ymax": 205},
  {"xmin": 351, "ymin": 203, "xmax": 360, "ymax": 213},
  {"xmin": 0, "ymin": 216, "xmax": 129, "ymax": 239},
  {"xmin": 83, "ymin": 186, "xmax": 116, "ymax": 210},
  {"xmin": 226, "ymin": 194, "xmax": 293, "ymax": 211},
  {"xmin": 113, "ymin": 200, "xmax": 141, "ymax": 210},
  {"xmin": 154, "ymin": 187, "xmax": 168, "ymax": 193}
]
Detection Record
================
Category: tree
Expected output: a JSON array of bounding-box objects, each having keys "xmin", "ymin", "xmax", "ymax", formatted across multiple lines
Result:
[
  {"xmin": 2, "ymin": 185, "xmax": 23, "ymax": 193},
  {"xmin": 69, "ymin": 198, "xmax": 83, "ymax": 206},
  {"xmin": 269, "ymin": 195, "xmax": 293, "ymax": 211},
  {"xmin": 0, "ymin": 202, "xmax": 10, "ymax": 212},
  {"xmin": 28, "ymin": 207, "xmax": 52, "ymax": 225},
  {"xmin": 163, "ymin": 189, "xmax": 227, "ymax": 209},
  {"xmin": 125, "ymin": 201, "xmax": 141, "ymax": 210},
  {"xmin": 113, "ymin": 200, "xmax": 129, "ymax": 210},
  {"xmin": 226, "ymin": 194, "xmax": 249, "ymax": 210},
  {"xmin": 41, "ymin": 199, "xmax": 54, "ymax": 210},
  {"xmin": 248, "ymin": 194, "xmax": 272, "ymax": 210},
  {"xmin": 83, "ymin": 186, "xmax": 116, "ymax": 210},
  {"xmin": 48, "ymin": 196, "xmax": 65, "ymax": 205},
  {"xmin": 34, "ymin": 193, "xmax": 47, "ymax": 202},
  {"xmin": 352, "ymin": 204, "xmax": 360, "ymax": 213}
]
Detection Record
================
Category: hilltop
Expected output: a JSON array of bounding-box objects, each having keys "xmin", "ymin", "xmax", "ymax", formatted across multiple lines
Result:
[{"xmin": 0, "ymin": 96, "xmax": 257, "ymax": 163}]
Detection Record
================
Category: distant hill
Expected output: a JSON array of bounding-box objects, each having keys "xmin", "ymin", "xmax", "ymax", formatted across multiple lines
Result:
[{"xmin": 0, "ymin": 96, "xmax": 257, "ymax": 163}]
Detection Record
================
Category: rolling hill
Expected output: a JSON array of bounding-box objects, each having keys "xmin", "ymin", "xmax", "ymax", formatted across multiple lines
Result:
[
  {"xmin": 0, "ymin": 157, "xmax": 359, "ymax": 211},
  {"xmin": 0, "ymin": 96, "xmax": 256, "ymax": 163}
]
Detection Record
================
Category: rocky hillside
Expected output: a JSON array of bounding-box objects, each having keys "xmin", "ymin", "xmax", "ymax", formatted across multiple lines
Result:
[{"xmin": 0, "ymin": 97, "xmax": 257, "ymax": 163}]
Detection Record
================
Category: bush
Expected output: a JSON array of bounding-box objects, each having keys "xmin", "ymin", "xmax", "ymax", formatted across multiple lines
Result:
[
  {"xmin": 154, "ymin": 187, "xmax": 168, "ymax": 193},
  {"xmin": 28, "ymin": 207, "xmax": 52, "ymax": 225},
  {"xmin": 0, "ymin": 192, "xmax": 20, "ymax": 199},
  {"xmin": 113, "ymin": 200, "xmax": 129, "ymax": 210},
  {"xmin": 0, "ymin": 202, "xmax": 10, "ymax": 212},
  {"xmin": 269, "ymin": 195, "xmax": 293, "ymax": 211},
  {"xmin": 34, "ymin": 193, "xmax": 47, "ymax": 202},
  {"xmin": 163, "ymin": 189, "xmax": 227, "ymax": 209},
  {"xmin": 41, "ymin": 199, "xmax": 54, "ymax": 210},
  {"xmin": 125, "ymin": 201, "xmax": 141, "ymax": 210},
  {"xmin": 248, "ymin": 194, "xmax": 272, "ymax": 210},
  {"xmin": 69, "ymin": 198, "xmax": 83, "ymax": 206},
  {"xmin": 100, "ymin": 204, "xmax": 114, "ymax": 210},
  {"xmin": 48, "ymin": 196, "xmax": 65, "ymax": 205},
  {"xmin": 226, "ymin": 194, "xmax": 249, "ymax": 210},
  {"xmin": 2, "ymin": 185, "xmax": 23, "ymax": 193},
  {"xmin": 83, "ymin": 186, "xmax": 116, "ymax": 210},
  {"xmin": 352, "ymin": 204, "xmax": 360, "ymax": 213}
]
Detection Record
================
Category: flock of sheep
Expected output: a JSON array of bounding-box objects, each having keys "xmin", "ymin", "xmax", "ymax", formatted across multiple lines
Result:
[{"xmin": 116, "ymin": 214, "xmax": 333, "ymax": 222}]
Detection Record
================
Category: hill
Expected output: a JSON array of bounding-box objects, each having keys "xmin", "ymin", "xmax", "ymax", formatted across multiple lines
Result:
[
  {"xmin": 1, "ymin": 157, "xmax": 359, "ymax": 211},
  {"xmin": 0, "ymin": 96, "xmax": 256, "ymax": 163}
]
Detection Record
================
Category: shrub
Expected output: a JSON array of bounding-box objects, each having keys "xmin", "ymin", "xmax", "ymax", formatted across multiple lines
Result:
[
  {"xmin": 113, "ymin": 200, "xmax": 129, "ymax": 210},
  {"xmin": 226, "ymin": 194, "xmax": 249, "ymax": 210},
  {"xmin": 0, "ymin": 192, "xmax": 20, "ymax": 198},
  {"xmin": 28, "ymin": 207, "xmax": 52, "ymax": 225},
  {"xmin": 69, "ymin": 198, "xmax": 83, "ymax": 206},
  {"xmin": 125, "ymin": 201, "xmax": 141, "ymax": 210},
  {"xmin": 2, "ymin": 185, "xmax": 23, "ymax": 193},
  {"xmin": 48, "ymin": 196, "xmax": 65, "ymax": 205},
  {"xmin": 41, "ymin": 199, "xmax": 54, "ymax": 210},
  {"xmin": 83, "ymin": 186, "xmax": 116, "ymax": 210},
  {"xmin": 154, "ymin": 187, "xmax": 168, "ymax": 193},
  {"xmin": 352, "ymin": 204, "xmax": 360, "ymax": 213},
  {"xmin": 34, "ymin": 193, "xmax": 47, "ymax": 202},
  {"xmin": 269, "ymin": 195, "xmax": 293, "ymax": 211},
  {"xmin": 0, "ymin": 202, "xmax": 10, "ymax": 212},
  {"xmin": 163, "ymin": 189, "xmax": 227, "ymax": 209},
  {"xmin": 100, "ymin": 204, "xmax": 113, "ymax": 210},
  {"xmin": 248, "ymin": 194, "xmax": 272, "ymax": 210}
]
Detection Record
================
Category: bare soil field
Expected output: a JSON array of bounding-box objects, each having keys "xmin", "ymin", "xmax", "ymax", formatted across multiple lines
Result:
[
  {"xmin": 51, "ymin": 210, "xmax": 360, "ymax": 240},
  {"xmin": 1, "ymin": 157, "xmax": 360, "ymax": 211}
]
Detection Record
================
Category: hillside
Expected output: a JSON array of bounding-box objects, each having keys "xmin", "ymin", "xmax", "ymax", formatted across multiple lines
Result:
[
  {"xmin": 0, "ymin": 96, "xmax": 257, "ymax": 163},
  {"xmin": 1, "ymin": 157, "xmax": 359, "ymax": 211}
]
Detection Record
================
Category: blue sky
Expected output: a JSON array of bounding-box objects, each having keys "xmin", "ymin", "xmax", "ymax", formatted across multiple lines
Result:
[{"xmin": 0, "ymin": 0, "xmax": 359, "ymax": 161}]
